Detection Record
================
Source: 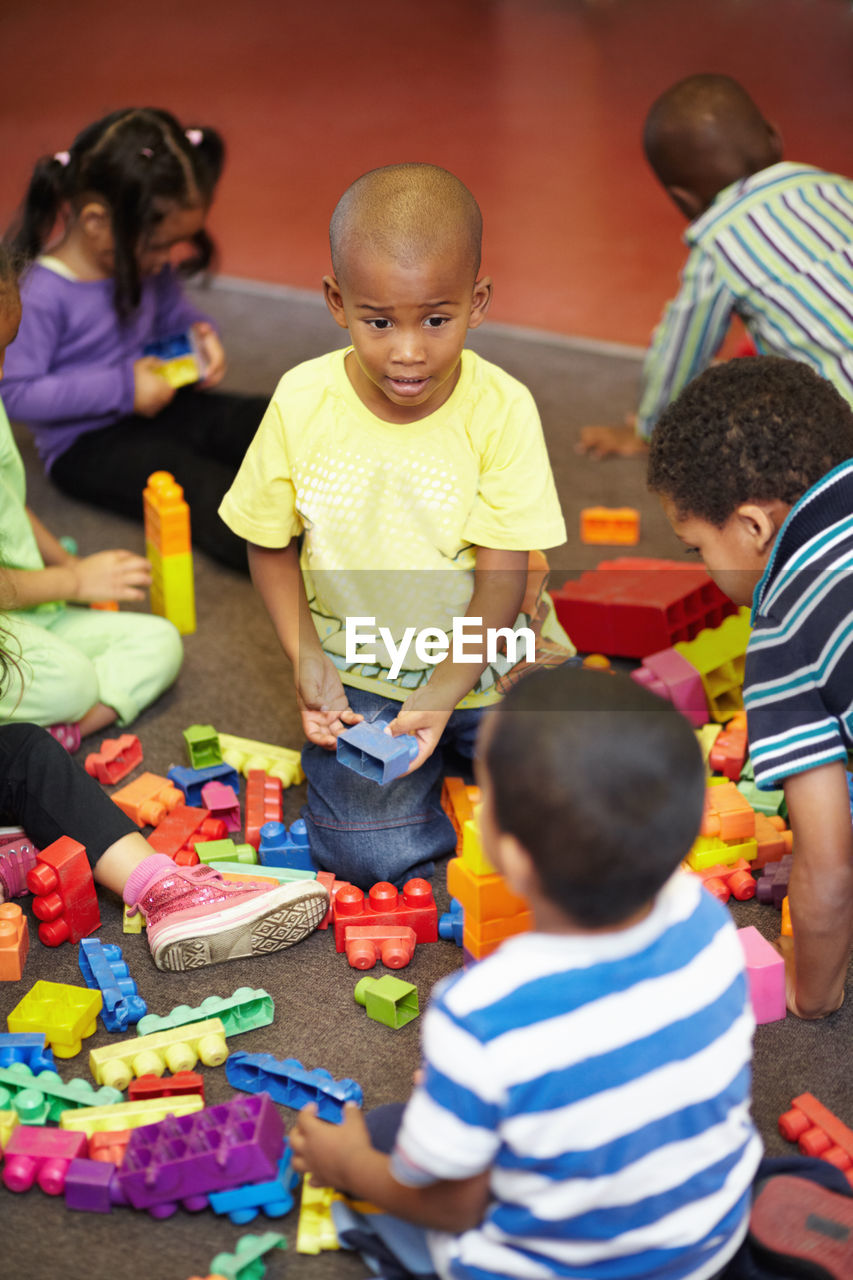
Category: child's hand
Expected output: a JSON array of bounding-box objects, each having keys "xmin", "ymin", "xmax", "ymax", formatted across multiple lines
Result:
[
  {"xmin": 192, "ymin": 322, "xmax": 226, "ymax": 388},
  {"xmin": 575, "ymin": 416, "xmax": 648, "ymax": 459},
  {"xmin": 70, "ymin": 550, "xmax": 152, "ymax": 603},
  {"xmin": 133, "ymin": 357, "xmax": 177, "ymax": 417},
  {"xmin": 290, "ymin": 1102, "xmax": 369, "ymax": 1191},
  {"xmin": 296, "ymin": 653, "xmax": 363, "ymax": 748},
  {"xmin": 387, "ymin": 688, "xmax": 453, "ymax": 774}
]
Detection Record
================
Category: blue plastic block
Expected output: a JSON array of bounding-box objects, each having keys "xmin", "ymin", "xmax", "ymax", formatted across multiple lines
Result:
[
  {"xmin": 336, "ymin": 721, "xmax": 418, "ymax": 785},
  {"xmin": 257, "ymin": 822, "xmax": 317, "ymax": 872},
  {"xmin": 438, "ymin": 898, "xmax": 464, "ymax": 947},
  {"xmin": 0, "ymin": 1033, "xmax": 54, "ymax": 1074},
  {"xmin": 226, "ymin": 1051, "xmax": 363, "ymax": 1123},
  {"xmin": 167, "ymin": 762, "xmax": 240, "ymax": 807},
  {"xmin": 78, "ymin": 938, "xmax": 147, "ymax": 1032},
  {"xmin": 209, "ymin": 1148, "xmax": 299, "ymax": 1225},
  {"xmin": 144, "ymin": 331, "xmax": 195, "ymax": 362}
]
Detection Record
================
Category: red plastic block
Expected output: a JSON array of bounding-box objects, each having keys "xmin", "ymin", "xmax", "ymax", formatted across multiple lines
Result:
[
  {"xmin": 148, "ymin": 805, "xmax": 226, "ymax": 861},
  {"xmin": 690, "ymin": 858, "xmax": 756, "ymax": 904},
  {"xmin": 779, "ymin": 1094, "xmax": 853, "ymax": 1187},
  {"xmin": 551, "ymin": 558, "xmax": 737, "ymax": 659},
  {"xmin": 332, "ymin": 879, "xmax": 438, "ymax": 952},
  {"xmin": 315, "ymin": 871, "xmax": 346, "ymax": 930},
  {"xmin": 128, "ymin": 1071, "xmax": 205, "ymax": 1103},
  {"xmin": 112, "ymin": 772, "xmax": 184, "ymax": 827},
  {"xmin": 87, "ymin": 1129, "xmax": 132, "ymax": 1165},
  {"xmin": 344, "ymin": 925, "xmax": 417, "ymax": 969},
  {"xmin": 2, "ymin": 1124, "xmax": 87, "ymax": 1193},
  {"xmin": 708, "ymin": 713, "xmax": 749, "ymax": 781},
  {"xmin": 0, "ymin": 903, "xmax": 29, "ymax": 979},
  {"xmin": 26, "ymin": 837, "xmax": 100, "ymax": 946},
  {"xmin": 245, "ymin": 770, "xmax": 284, "ymax": 850},
  {"xmin": 84, "ymin": 734, "xmax": 143, "ymax": 785}
]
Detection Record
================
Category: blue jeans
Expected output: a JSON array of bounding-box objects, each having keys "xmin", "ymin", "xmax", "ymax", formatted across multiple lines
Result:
[{"xmin": 301, "ymin": 687, "xmax": 484, "ymax": 889}]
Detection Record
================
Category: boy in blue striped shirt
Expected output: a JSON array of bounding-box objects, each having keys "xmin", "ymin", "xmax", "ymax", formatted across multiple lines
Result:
[
  {"xmin": 581, "ymin": 74, "xmax": 853, "ymax": 459},
  {"xmin": 649, "ymin": 355, "xmax": 853, "ymax": 1021},
  {"xmin": 292, "ymin": 665, "xmax": 762, "ymax": 1280}
]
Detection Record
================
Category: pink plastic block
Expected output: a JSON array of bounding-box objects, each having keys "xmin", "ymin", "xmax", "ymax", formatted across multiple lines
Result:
[
  {"xmin": 2, "ymin": 1125, "xmax": 87, "ymax": 1194},
  {"xmin": 201, "ymin": 781, "xmax": 241, "ymax": 832},
  {"xmin": 738, "ymin": 926, "xmax": 786, "ymax": 1024},
  {"xmin": 631, "ymin": 647, "xmax": 708, "ymax": 726}
]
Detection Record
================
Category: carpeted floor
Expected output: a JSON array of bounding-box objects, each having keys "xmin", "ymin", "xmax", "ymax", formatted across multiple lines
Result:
[{"xmin": 2, "ymin": 283, "xmax": 851, "ymax": 1280}]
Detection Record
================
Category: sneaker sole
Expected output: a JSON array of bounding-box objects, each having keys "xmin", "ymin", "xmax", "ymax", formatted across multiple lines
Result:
[
  {"xmin": 749, "ymin": 1174, "xmax": 853, "ymax": 1279},
  {"xmin": 150, "ymin": 882, "xmax": 330, "ymax": 972}
]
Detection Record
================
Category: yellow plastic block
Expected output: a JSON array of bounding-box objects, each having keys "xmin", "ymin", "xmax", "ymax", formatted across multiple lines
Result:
[
  {"xmin": 148, "ymin": 542, "xmax": 196, "ymax": 636},
  {"xmin": 7, "ymin": 981, "xmax": 102, "ymax": 1059},
  {"xmin": 89, "ymin": 1017, "xmax": 229, "ymax": 1090},
  {"xmin": 218, "ymin": 732, "xmax": 304, "ymax": 787},
  {"xmin": 0, "ymin": 1107, "xmax": 20, "ymax": 1149},
  {"xmin": 297, "ymin": 1181, "xmax": 343, "ymax": 1253},
  {"xmin": 675, "ymin": 608, "xmax": 751, "ymax": 723},
  {"xmin": 143, "ymin": 470, "xmax": 192, "ymax": 555},
  {"xmin": 59, "ymin": 1093, "xmax": 203, "ymax": 1134},
  {"xmin": 460, "ymin": 811, "xmax": 494, "ymax": 876},
  {"xmin": 686, "ymin": 833, "xmax": 757, "ymax": 872},
  {"xmin": 158, "ymin": 355, "xmax": 201, "ymax": 389},
  {"xmin": 123, "ymin": 903, "xmax": 145, "ymax": 933}
]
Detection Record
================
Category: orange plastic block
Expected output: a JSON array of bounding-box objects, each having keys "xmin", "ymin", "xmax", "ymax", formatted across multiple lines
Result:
[
  {"xmin": 753, "ymin": 813, "xmax": 793, "ymax": 869},
  {"xmin": 143, "ymin": 470, "xmax": 191, "ymax": 556},
  {"xmin": 779, "ymin": 1093, "xmax": 853, "ymax": 1187},
  {"xmin": 0, "ymin": 903, "xmax": 29, "ymax": 980},
  {"xmin": 112, "ymin": 772, "xmax": 184, "ymax": 827},
  {"xmin": 580, "ymin": 506, "xmax": 640, "ymax": 545},
  {"xmin": 27, "ymin": 837, "xmax": 101, "ymax": 946},
  {"xmin": 700, "ymin": 781, "xmax": 755, "ymax": 842},
  {"xmin": 708, "ymin": 713, "xmax": 749, "ymax": 780},
  {"xmin": 87, "ymin": 1129, "xmax": 132, "ymax": 1164},
  {"xmin": 84, "ymin": 734, "xmax": 143, "ymax": 785},
  {"xmin": 446, "ymin": 857, "xmax": 529, "ymax": 923},
  {"xmin": 244, "ymin": 770, "xmax": 284, "ymax": 850},
  {"xmin": 688, "ymin": 858, "xmax": 756, "ymax": 904},
  {"xmin": 463, "ymin": 911, "xmax": 534, "ymax": 959},
  {"xmin": 441, "ymin": 778, "xmax": 480, "ymax": 854}
]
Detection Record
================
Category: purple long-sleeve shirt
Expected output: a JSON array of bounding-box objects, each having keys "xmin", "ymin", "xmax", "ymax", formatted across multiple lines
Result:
[{"xmin": 2, "ymin": 260, "xmax": 212, "ymax": 470}]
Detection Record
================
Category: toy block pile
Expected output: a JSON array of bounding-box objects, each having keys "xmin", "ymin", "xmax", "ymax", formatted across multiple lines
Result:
[
  {"xmin": 682, "ymin": 778, "xmax": 793, "ymax": 905},
  {"xmin": 143, "ymin": 470, "xmax": 195, "ymax": 636}
]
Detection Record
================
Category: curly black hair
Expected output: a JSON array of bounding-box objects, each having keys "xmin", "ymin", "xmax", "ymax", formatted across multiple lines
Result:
[{"xmin": 647, "ymin": 357, "xmax": 853, "ymax": 525}]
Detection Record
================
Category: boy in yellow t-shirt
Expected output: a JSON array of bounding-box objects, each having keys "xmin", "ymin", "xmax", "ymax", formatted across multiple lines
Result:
[{"xmin": 219, "ymin": 163, "xmax": 569, "ymax": 888}]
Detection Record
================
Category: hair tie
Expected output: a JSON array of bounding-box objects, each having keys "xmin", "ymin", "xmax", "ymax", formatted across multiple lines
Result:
[
  {"xmin": 140, "ymin": 147, "xmax": 153, "ymax": 159},
  {"xmin": 185, "ymin": 128, "xmax": 203, "ymax": 147},
  {"xmin": 53, "ymin": 151, "xmax": 70, "ymax": 167}
]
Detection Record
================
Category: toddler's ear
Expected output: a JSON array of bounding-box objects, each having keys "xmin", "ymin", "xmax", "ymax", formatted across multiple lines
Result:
[
  {"xmin": 322, "ymin": 274, "xmax": 349, "ymax": 330},
  {"xmin": 467, "ymin": 276, "xmax": 493, "ymax": 330}
]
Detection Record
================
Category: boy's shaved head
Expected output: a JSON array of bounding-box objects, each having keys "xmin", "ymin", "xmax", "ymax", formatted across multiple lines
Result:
[
  {"xmin": 329, "ymin": 163, "xmax": 482, "ymax": 283},
  {"xmin": 644, "ymin": 75, "xmax": 781, "ymax": 210}
]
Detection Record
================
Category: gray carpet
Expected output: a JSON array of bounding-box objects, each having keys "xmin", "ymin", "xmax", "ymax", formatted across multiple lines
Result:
[{"xmin": 1, "ymin": 282, "xmax": 850, "ymax": 1280}]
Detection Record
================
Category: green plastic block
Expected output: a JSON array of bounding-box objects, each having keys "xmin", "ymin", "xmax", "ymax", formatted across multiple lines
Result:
[
  {"xmin": 354, "ymin": 975, "xmax": 419, "ymax": 1029},
  {"xmin": 196, "ymin": 838, "xmax": 257, "ymax": 865},
  {"xmin": 206, "ymin": 861, "xmax": 316, "ymax": 884},
  {"xmin": 0, "ymin": 1062, "xmax": 123, "ymax": 1124},
  {"xmin": 182, "ymin": 723, "xmax": 222, "ymax": 769},
  {"xmin": 209, "ymin": 1231, "xmax": 287, "ymax": 1280},
  {"xmin": 136, "ymin": 986, "xmax": 274, "ymax": 1038}
]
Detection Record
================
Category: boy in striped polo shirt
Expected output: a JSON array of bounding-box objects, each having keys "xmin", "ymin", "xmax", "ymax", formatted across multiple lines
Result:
[
  {"xmin": 649, "ymin": 355, "xmax": 853, "ymax": 1021},
  {"xmin": 292, "ymin": 665, "xmax": 762, "ymax": 1280},
  {"xmin": 581, "ymin": 74, "xmax": 853, "ymax": 458}
]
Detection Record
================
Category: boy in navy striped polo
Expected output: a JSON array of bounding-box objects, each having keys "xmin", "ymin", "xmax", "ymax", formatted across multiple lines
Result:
[
  {"xmin": 580, "ymin": 74, "xmax": 853, "ymax": 459},
  {"xmin": 292, "ymin": 665, "xmax": 762, "ymax": 1280},
  {"xmin": 649, "ymin": 355, "xmax": 853, "ymax": 1021}
]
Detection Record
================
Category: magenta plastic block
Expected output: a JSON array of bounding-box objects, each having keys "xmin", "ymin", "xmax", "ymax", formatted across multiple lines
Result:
[
  {"xmin": 2, "ymin": 1125, "xmax": 87, "ymax": 1194},
  {"xmin": 226, "ymin": 1051, "xmax": 362, "ymax": 1123},
  {"xmin": 64, "ymin": 1157, "xmax": 121, "ymax": 1213},
  {"xmin": 201, "ymin": 781, "xmax": 242, "ymax": 832},
  {"xmin": 116, "ymin": 1092, "xmax": 284, "ymax": 1217},
  {"xmin": 631, "ymin": 647, "xmax": 708, "ymax": 726},
  {"xmin": 738, "ymin": 926, "xmax": 786, "ymax": 1024}
]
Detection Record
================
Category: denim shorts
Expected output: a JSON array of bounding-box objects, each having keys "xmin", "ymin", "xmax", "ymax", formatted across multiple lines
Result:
[{"xmin": 301, "ymin": 686, "xmax": 485, "ymax": 889}]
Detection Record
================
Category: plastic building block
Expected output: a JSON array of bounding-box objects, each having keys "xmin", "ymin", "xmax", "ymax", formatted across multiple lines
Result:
[
  {"xmin": 737, "ymin": 926, "xmax": 786, "ymax": 1024},
  {"xmin": 244, "ymin": 771, "xmax": 284, "ymax": 850},
  {"xmin": 344, "ymin": 925, "xmax": 417, "ymax": 969},
  {"xmin": 87, "ymin": 1129, "xmax": 132, "ymax": 1164},
  {"xmin": 752, "ymin": 812, "xmax": 793, "ymax": 869},
  {"xmin": 685, "ymin": 831, "xmax": 757, "ymax": 873},
  {"xmin": 184, "ymin": 723, "xmax": 223, "ymax": 769},
  {"xmin": 196, "ymin": 837, "xmax": 258, "ymax": 865},
  {"xmin": 168, "ymin": 762, "xmax": 241, "ymax": 807},
  {"xmin": 446, "ymin": 857, "xmax": 529, "ymax": 923},
  {"xmin": 332, "ymin": 878, "xmax": 438, "ymax": 952},
  {"xmin": 202, "ymin": 780, "xmax": 241, "ymax": 832},
  {"xmin": 128, "ymin": 1071, "xmax": 205, "ymax": 1102},
  {"xmin": 0, "ymin": 832, "xmax": 39, "ymax": 901},
  {"xmin": 26, "ymin": 836, "xmax": 101, "ymax": 946},
  {"xmin": 218, "ymin": 731, "xmax": 304, "ymax": 787},
  {"xmin": 463, "ymin": 910, "xmax": 534, "ymax": 958},
  {"xmin": 64, "ymin": 1156, "xmax": 120, "ymax": 1212},
  {"xmin": 756, "ymin": 854, "xmax": 793, "ymax": 909},
  {"xmin": 210, "ymin": 864, "xmax": 314, "ymax": 887},
  {"xmin": 460, "ymin": 812, "xmax": 494, "ymax": 876},
  {"xmin": 59, "ymin": 1093, "xmax": 203, "ymax": 1135},
  {"xmin": 0, "ymin": 1107, "xmax": 19, "ymax": 1149},
  {"xmin": 315, "ymin": 869, "xmax": 346, "ymax": 930},
  {"xmin": 123, "ymin": 903, "xmax": 145, "ymax": 933},
  {"xmin": 0, "ymin": 903, "xmax": 29, "ymax": 979},
  {"xmin": 674, "ymin": 609, "xmax": 751, "ymax": 723},
  {"xmin": 0, "ymin": 1033, "xmax": 54, "ymax": 1073},
  {"xmin": 708, "ymin": 712, "xmax": 749, "ymax": 780},
  {"xmin": 258, "ymin": 820, "xmax": 316, "ymax": 871},
  {"xmin": 78, "ymin": 937, "xmax": 147, "ymax": 1031},
  {"xmin": 441, "ymin": 777, "xmax": 480, "ymax": 854},
  {"xmin": 779, "ymin": 1094, "xmax": 853, "ymax": 1187},
  {"xmin": 208, "ymin": 1232, "xmax": 287, "ymax": 1280},
  {"xmin": 117, "ymin": 1093, "xmax": 285, "ymax": 1216},
  {"xmin": 144, "ymin": 471, "xmax": 196, "ymax": 634},
  {"xmin": 89, "ymin": 1016, "xmax": 229, "ymax": 1090},
  {"xmin": 699, "ymin": 780, "xmax": 755, "ymax": 843},
  {"xmin": 631, "ymin": 647, "xmax": 708, "ymax": 727},
  {"xmin": 688, "ymin": 858, "xmax": 756, "ymax": 904},
  {"xmin": 0, "ymin": 1061, "xmax": 122, "ymax": 1124},
  {"xmin": 297, "ymin": 1180, "xmax": 343, "ymax": 1253},
  {"xmin": 2, "ymin": 1124, "xmax": 87, "ymax": 1194},
  {"xmin": 696, "ymin": 723, "xmax": 723, "ymax": 768},
  {"xmin": 8, "ymin": 981, "xmax": 102, "ymax": 1058},
  {"xmin": 737, "ymin": 770, "xmax": 787, "ymax": 820},
  {"xmin": 143, "ymin": 330, "xmax": 207, "ymax": 388},
  {"xmin": 336, "ymin": 720, "xmax": 418, "ymax": 785},
  {"xmin": 209, "ymin": 1147, "xmax": 298, "ymax": 1224},
  {"xmin": 354, "ymin": 975, "xmax": 419, "ymax": 1029},
  {"xmin": 84, "ymin": 733, "xmax": 143, "ymax": 785},
  {"xmin": 148, "ymin": 804, "xmax": 227, "ymax": 862},
  {"xmin": 137, "ymin": 987, "xmax": 274, "ymax": 1039},
  {"xmin": 439, "ymin": 898, "xmax": 464, "ymax": 946},
  {"xmin": 580, "ymin": 506, "xmax": 640, "ymax": 545},
  {"xmin": 112, "ymin": 771, "xmax": 184, "ymax": 827},
  {"xmin": 226, "ymin": 1052, "xmax": 363, "ymax": 1122},
  {"xmin": 551, "ymin": 558, "xmax": 738, "ymax": 659}
]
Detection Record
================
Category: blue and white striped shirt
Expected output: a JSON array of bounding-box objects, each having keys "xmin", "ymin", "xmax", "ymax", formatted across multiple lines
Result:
[
  {"xmin": 745, "ymin": 459, "xmax": 853, "ymax": 789},
  {"xmin": 637, "ymin": 162, "xmax": 853, "ymax": 438},
  {"xmin": 392, "ymin": 873, "xmax": 761, "ymax": 1280}
]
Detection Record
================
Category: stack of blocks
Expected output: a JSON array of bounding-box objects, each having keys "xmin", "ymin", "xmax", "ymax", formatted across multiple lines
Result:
[{"xmin": 143, "ymin": 470, "xmax": 196, "ymax": 636}]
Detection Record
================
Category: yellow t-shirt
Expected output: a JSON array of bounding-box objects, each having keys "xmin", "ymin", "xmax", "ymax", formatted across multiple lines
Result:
[{"xmin": 219, "ymin": 347, "xmax": 570, "ymax": 704}]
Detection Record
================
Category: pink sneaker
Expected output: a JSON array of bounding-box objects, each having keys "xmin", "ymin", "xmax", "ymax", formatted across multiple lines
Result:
[
  {"xmin": 0, "ymin": 835, "xmax": 38, "ymax": 903},
  {"xmin": 125, "ymin": 855, "xmax": 329, "ymax": 972}
]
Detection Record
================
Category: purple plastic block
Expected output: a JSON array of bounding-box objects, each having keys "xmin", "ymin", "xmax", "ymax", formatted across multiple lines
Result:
[
  {"xmin": 738, "ymin": 926, "xmax": 786, "ymax": 1024},
  {"xmin": 117, "ymin": 1092, "xmax": 284, "ymax": 1217},
  {"xmin": 631, "ymin": 648, "xmax": 708, "ymax": 727},
  {"xmin": 201, "ymin": 781, "xmax": 242, "ymax": 832},
  {"xmin": 2, "ymin": 1125, "xmax": 87, "ymax": 1194},
  {"xmin": 64, "ymin": 1157, "xmax": 120, "ymax": 1213},
  {"xmin": 336, "ymin": 721, "xmax": 418, "ymax": 785},
  {"xmin": 756, "ymin": 855, "xmax": 793, "ymax": 908},
  {"xmin": 226, "ymin": 1051, "xmax": 362, "ymax": 1123}
]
